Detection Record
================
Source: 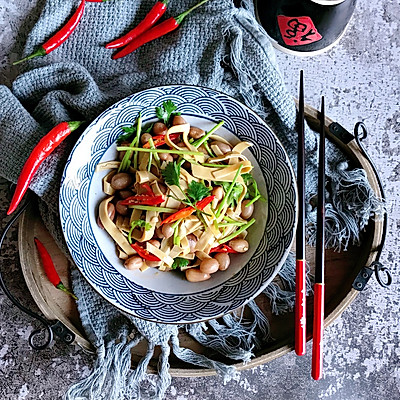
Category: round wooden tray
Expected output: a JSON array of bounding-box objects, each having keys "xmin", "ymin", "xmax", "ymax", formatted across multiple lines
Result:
[{"xmin": 18, "ymin": 104, "xmax": 385, "ymax": 377}]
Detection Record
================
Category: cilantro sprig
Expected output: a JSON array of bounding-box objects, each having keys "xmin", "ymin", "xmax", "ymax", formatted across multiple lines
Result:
[
  {"xmin": 162, "ymin": 162, "xmax": 212, "ymax": 212},
  {"xmin": 162, "ymin": 161, "xmax": 182, "ymax": 188},
  {"xmin": 171, "ymin": 257, "xmax": 190, "ymax": 270},
  {"xmin": 242, "ymin": 173, "xmax": 266, "ymax": 205},
  {"xmin": 156, "ymin": 100, "xmax": 181, "ymax": 126},
  {"xmin": 116, "ymin": 122, "xmax": 153, "ymax": 144},
  {"xmin": 215, "ymin": 181, "xmax": 243, "ymax": 207},
  {"xmin": 186, "ymin": 181, "xmax": 211, "ymax": 203}
]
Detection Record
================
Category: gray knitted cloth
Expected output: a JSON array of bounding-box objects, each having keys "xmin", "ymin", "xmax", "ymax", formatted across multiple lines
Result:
[{"xmin": 0, "ymin": 0, "xmax": 384, "ymax": 399}]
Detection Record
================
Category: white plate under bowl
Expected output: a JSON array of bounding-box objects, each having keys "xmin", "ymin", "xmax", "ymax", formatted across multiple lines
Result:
[{"xmin": 60, "ymin": 85, "xmax": 297, "ymax": 324}]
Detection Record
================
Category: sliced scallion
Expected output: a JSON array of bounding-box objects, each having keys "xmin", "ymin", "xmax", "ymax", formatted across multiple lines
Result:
[
  {"xmin": 219, "ymin": 218, "xmax": 256, "ymax": 244},
  {"xmin": 129, "ymin": 205, "xmax": 178, "ymax": 213},
  {"xmin": 203, "ymin": 141, "xmax": 215, "ymax": 157},
  {"xmin": 133, "ymin": 113, "xmax": 142, "ymax": 170},
  {"xmin": 116, "ymin": 146, "xmax": 203, "ymax": 156},
  {"xmin": 215, "ymin": 164, "xmax": 243, "ymax": 218},
  {"xmin": 192, "ymin": 121, "xmax": 224, "ymax": 148},
  {"xmin": 245, "ymin": 194, "xmax": 261, "ymax": 207},
  {"xmin": 201, "ymin": 163, "xmax": 230, "ymax": 168}
]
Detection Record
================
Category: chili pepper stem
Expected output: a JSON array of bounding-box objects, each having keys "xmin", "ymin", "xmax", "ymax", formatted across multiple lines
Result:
[
  {"xmin": 13, "ymin": 47, "xmax": 46, "ymax": 65},
  {"xmin": 175, "ymin": 0, "xmax": 210, "ymax": 24},
  {"xmin": 56, "ymin": 283, "xmax": 78, "ymax": 300},
  {"xmin": 68, "ymin": 121, "xmax": 85, "ymax": 131}
]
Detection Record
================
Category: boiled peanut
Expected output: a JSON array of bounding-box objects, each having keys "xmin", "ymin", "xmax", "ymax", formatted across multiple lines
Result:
[
  {"xmin": 228, "ymin": 239, "xmax": 249, "ymax": 253},
  {"xmin": 148, "ymin": 239, "xmax": 161, "ymax": 249},
  {"xmin": 185, "ymin": 268, "xmax": 211, "ymax": 282},
  {"xmin": 199, "ymin": 258, "xmax": 219, "ymax": 274},
  {"xmin": 115, "ymin": 200, "xmax": 129, "ymax": 216},
  {"xmin": 111, "ymin": 173, "xmax": 133, "ymax": 190},
  {"xmin": 215, "ymin": 253, "xmax": 230, "ymax": 271},
  {"xmin": 161, "ymin": 223, "xmax": 174, "ymax": 239},
  {"xmin": 159, "ymin": 153, "xmax": 173, "ymax": 163},
  {"xmin": 187, "ymin": 234, "xmax": 198, "ymax": 253},
  {"xmin": 240, "ymin": 200, "xmax": 254, "ymax": 219},
  {"xmin": 189, "ymin": 126, "xmax": 205, "ymax": 139},
  {"xmin": 210, "ymin": 141, "xmax": 231, "ymax": 154},
  {"xmin": 141, "ymin": 133, "xmax": 153, "ymax": 145},
  {"xmin": 124, "ymin": 256, "xmax": 143, "ymax": 270},
  {"xmin": 172, "ymin": 115, "xmax": 187, "ymax": 125},
  {"xmin": 153, "ymin": 122, "xmax": 168, "ymax": 135},
  {"xmin": 212, "ymin": 186, "xmax": 224, "ymax": 201}
]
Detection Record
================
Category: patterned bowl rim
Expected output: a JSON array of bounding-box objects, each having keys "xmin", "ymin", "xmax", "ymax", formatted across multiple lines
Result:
[{"xmin": 59, "ymin": 84, "xmax": 298, "ymax": 324}]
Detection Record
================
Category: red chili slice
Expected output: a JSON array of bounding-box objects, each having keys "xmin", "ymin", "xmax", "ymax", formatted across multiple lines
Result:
[
  {"xmin": 195, "ymin": 195, "xmax": 215, "ymax": 210},
  {"xmin": 160, "ymin": 195, "xmax": 215, "ymax": 225},
  {"xmin": 141, "ymin": 183, "xmax": 154, "ymax": 196},
  {"xmin": 131, "ymin": 243, "xmax": 160, "ymax": 261},
  {"xmin": 209, "ymin": 244, "xmax": 238, "ymax": 254},
  {"xmin": 142, "ymin": 133, "xmax": 180, "ymax": 149},
  {"xmin": 119, "ymin": 194, "xmax": 164, "ymax": 206}
]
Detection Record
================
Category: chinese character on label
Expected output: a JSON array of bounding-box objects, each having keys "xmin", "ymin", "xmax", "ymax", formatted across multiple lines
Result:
[{"xmin": 277, "ymin": 15, "xmax": 322, "ymax": 46}]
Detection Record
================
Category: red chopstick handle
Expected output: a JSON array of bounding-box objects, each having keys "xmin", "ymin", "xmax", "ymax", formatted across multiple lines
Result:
[
  {"xmin": 295, "ymin": 259, "xmax": 306, "ymax": 356},
  {"xmin": 312, "ymin": 283, "xmax": 325, "ymax": 380}
]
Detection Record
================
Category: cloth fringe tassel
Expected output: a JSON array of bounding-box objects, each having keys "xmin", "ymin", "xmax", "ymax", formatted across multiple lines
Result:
[
  {"xmin": 307, "ymin": 162, "xmax": 385, "ymax": 251},
  {"xmin": 263, "ymin": 252, "xmax": 313, "ymax": 316},
  {"xmin": 64, "ymin": 334, "xmax": 172, "ymax": 400}
]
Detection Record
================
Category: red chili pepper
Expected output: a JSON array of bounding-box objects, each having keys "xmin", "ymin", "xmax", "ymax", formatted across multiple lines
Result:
[
  {"xmin": 142, "ymin": 133, "xmax": 180, "ymax": 149},
  {"xmin": 160, "ymin": 206, "xmax": 194, "ymax": 226},
  {"xmin": 209, "ymin": 244, "xmax": 238, "ymax": 254},
  {"xmin": 195, "ymin": 195, "xmax": 215, "ymax": 210},
  {"xmin": 160, "ymin": 195, "xmax": 215, "ymax": 225},
  {"xmin": 112, "ymin": 0, "xmax": 210, "ymax": 60},
  {"xmin": 131, "ymin": 242, "xmax": 160, "ymax": 261},
  {"xmin": 34, "ymin": 238, "xmax": 78, "ymax": 299},
  {"xmin": 13, "ymin": 0, "xmax": 85, "ymax": 65},
  {"xmin": 120, "ymin": 194, "xmax": 164, "ymax": 206},
  {"xmin": 7, "ymin": 121, "xmax": 83, "ymax": 215},
  {"xmin": 141, "ymin": 183, "xmax": 154, "ymax": 196},
  {"xmin": 106, "ymin": 0, "xmax": 169, "ymax": 49}
]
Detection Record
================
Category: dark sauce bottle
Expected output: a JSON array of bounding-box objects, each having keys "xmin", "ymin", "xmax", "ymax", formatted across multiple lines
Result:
[{"xmin": 255, "ymin": 0, "xmax": 357, "ymax": 55}]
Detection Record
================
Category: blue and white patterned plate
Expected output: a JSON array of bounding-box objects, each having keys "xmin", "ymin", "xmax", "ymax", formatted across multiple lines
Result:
[{"xmin": 60, "ymin": 85, "xmax": 297, "ymax": 324}]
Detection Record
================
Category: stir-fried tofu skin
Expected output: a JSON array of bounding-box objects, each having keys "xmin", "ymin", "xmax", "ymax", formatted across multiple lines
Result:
[{"xmin": 96, "ymin": 100, "xmax": 267, "ymax": 282}]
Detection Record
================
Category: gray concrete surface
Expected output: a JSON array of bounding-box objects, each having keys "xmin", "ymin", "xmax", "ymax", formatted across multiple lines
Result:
[{"xmin": 0, "ymin": 1, "xmax": 399, "ymax": 399}]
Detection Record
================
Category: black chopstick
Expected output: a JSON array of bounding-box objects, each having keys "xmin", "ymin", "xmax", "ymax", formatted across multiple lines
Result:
[
  {"xmin": 312, "ymin": 96, "xmax": 326, "ymax": 380},
  {"xmin": 295, "ymin": 70, "xmax": 306, "ymax": 356}
]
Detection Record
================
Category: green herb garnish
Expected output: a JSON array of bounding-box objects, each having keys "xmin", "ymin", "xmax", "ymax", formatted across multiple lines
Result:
[
  {"xmin": 215, "ymin": 181, "xmax": 243, "ymax": 207},
  {"xmin": 128, "ymin": 219, "xmax": 151, "ymax": 243},
  {"xmin": 186, "ymin": 181, "xmax": 211, "ymax": 203},
  {"xmin": 242, "ymin": 173, "xmax": 266, "ymax": 203},
  {"xmin": 162, "ymin": 161, "xmax": 181, "ymax": 187},
  {"xmin": 155, "ymin": 100, "xmax": 181, "ymax": 126},
  {"xmin": 116, "ymin": 123, "xmax": 153, "ymax": 144},
  {"xmin": 171, "ymin": 257, "xmax": 190, "ymax": 270}
]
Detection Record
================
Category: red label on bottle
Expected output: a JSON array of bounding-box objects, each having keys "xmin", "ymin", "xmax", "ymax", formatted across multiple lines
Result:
[{"xmin": 277, "ymin": 15, "xmax": 322, "ymax": 46}]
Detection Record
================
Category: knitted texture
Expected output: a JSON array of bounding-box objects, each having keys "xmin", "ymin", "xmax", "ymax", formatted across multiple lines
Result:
[{"xmin": 0, "ymin": 0, "xmax": 384, "ymax": 399}]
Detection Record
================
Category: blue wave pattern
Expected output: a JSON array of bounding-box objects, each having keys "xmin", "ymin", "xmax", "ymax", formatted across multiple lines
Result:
[{"xmin": 60, "ymin": 86, "xmax": 297, "ymax": 323}]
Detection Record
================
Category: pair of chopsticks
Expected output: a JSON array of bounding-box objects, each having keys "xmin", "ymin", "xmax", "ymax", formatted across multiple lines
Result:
[{"xmin": 295, "ymin": 70, "xmax": 325, "ymax": 381}]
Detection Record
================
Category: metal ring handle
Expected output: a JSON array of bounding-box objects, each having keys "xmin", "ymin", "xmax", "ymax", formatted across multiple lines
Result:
[
  {"xmin": 370, "ymin": 261, "xmax": 392, "ymax": 288},
  {"xmin": 28, "ymin": 326, "xmax": 54, "ymax": 350},
  {"xmin": 0, "ymin": 195, "xmax": 55, "ymax": 350}
]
